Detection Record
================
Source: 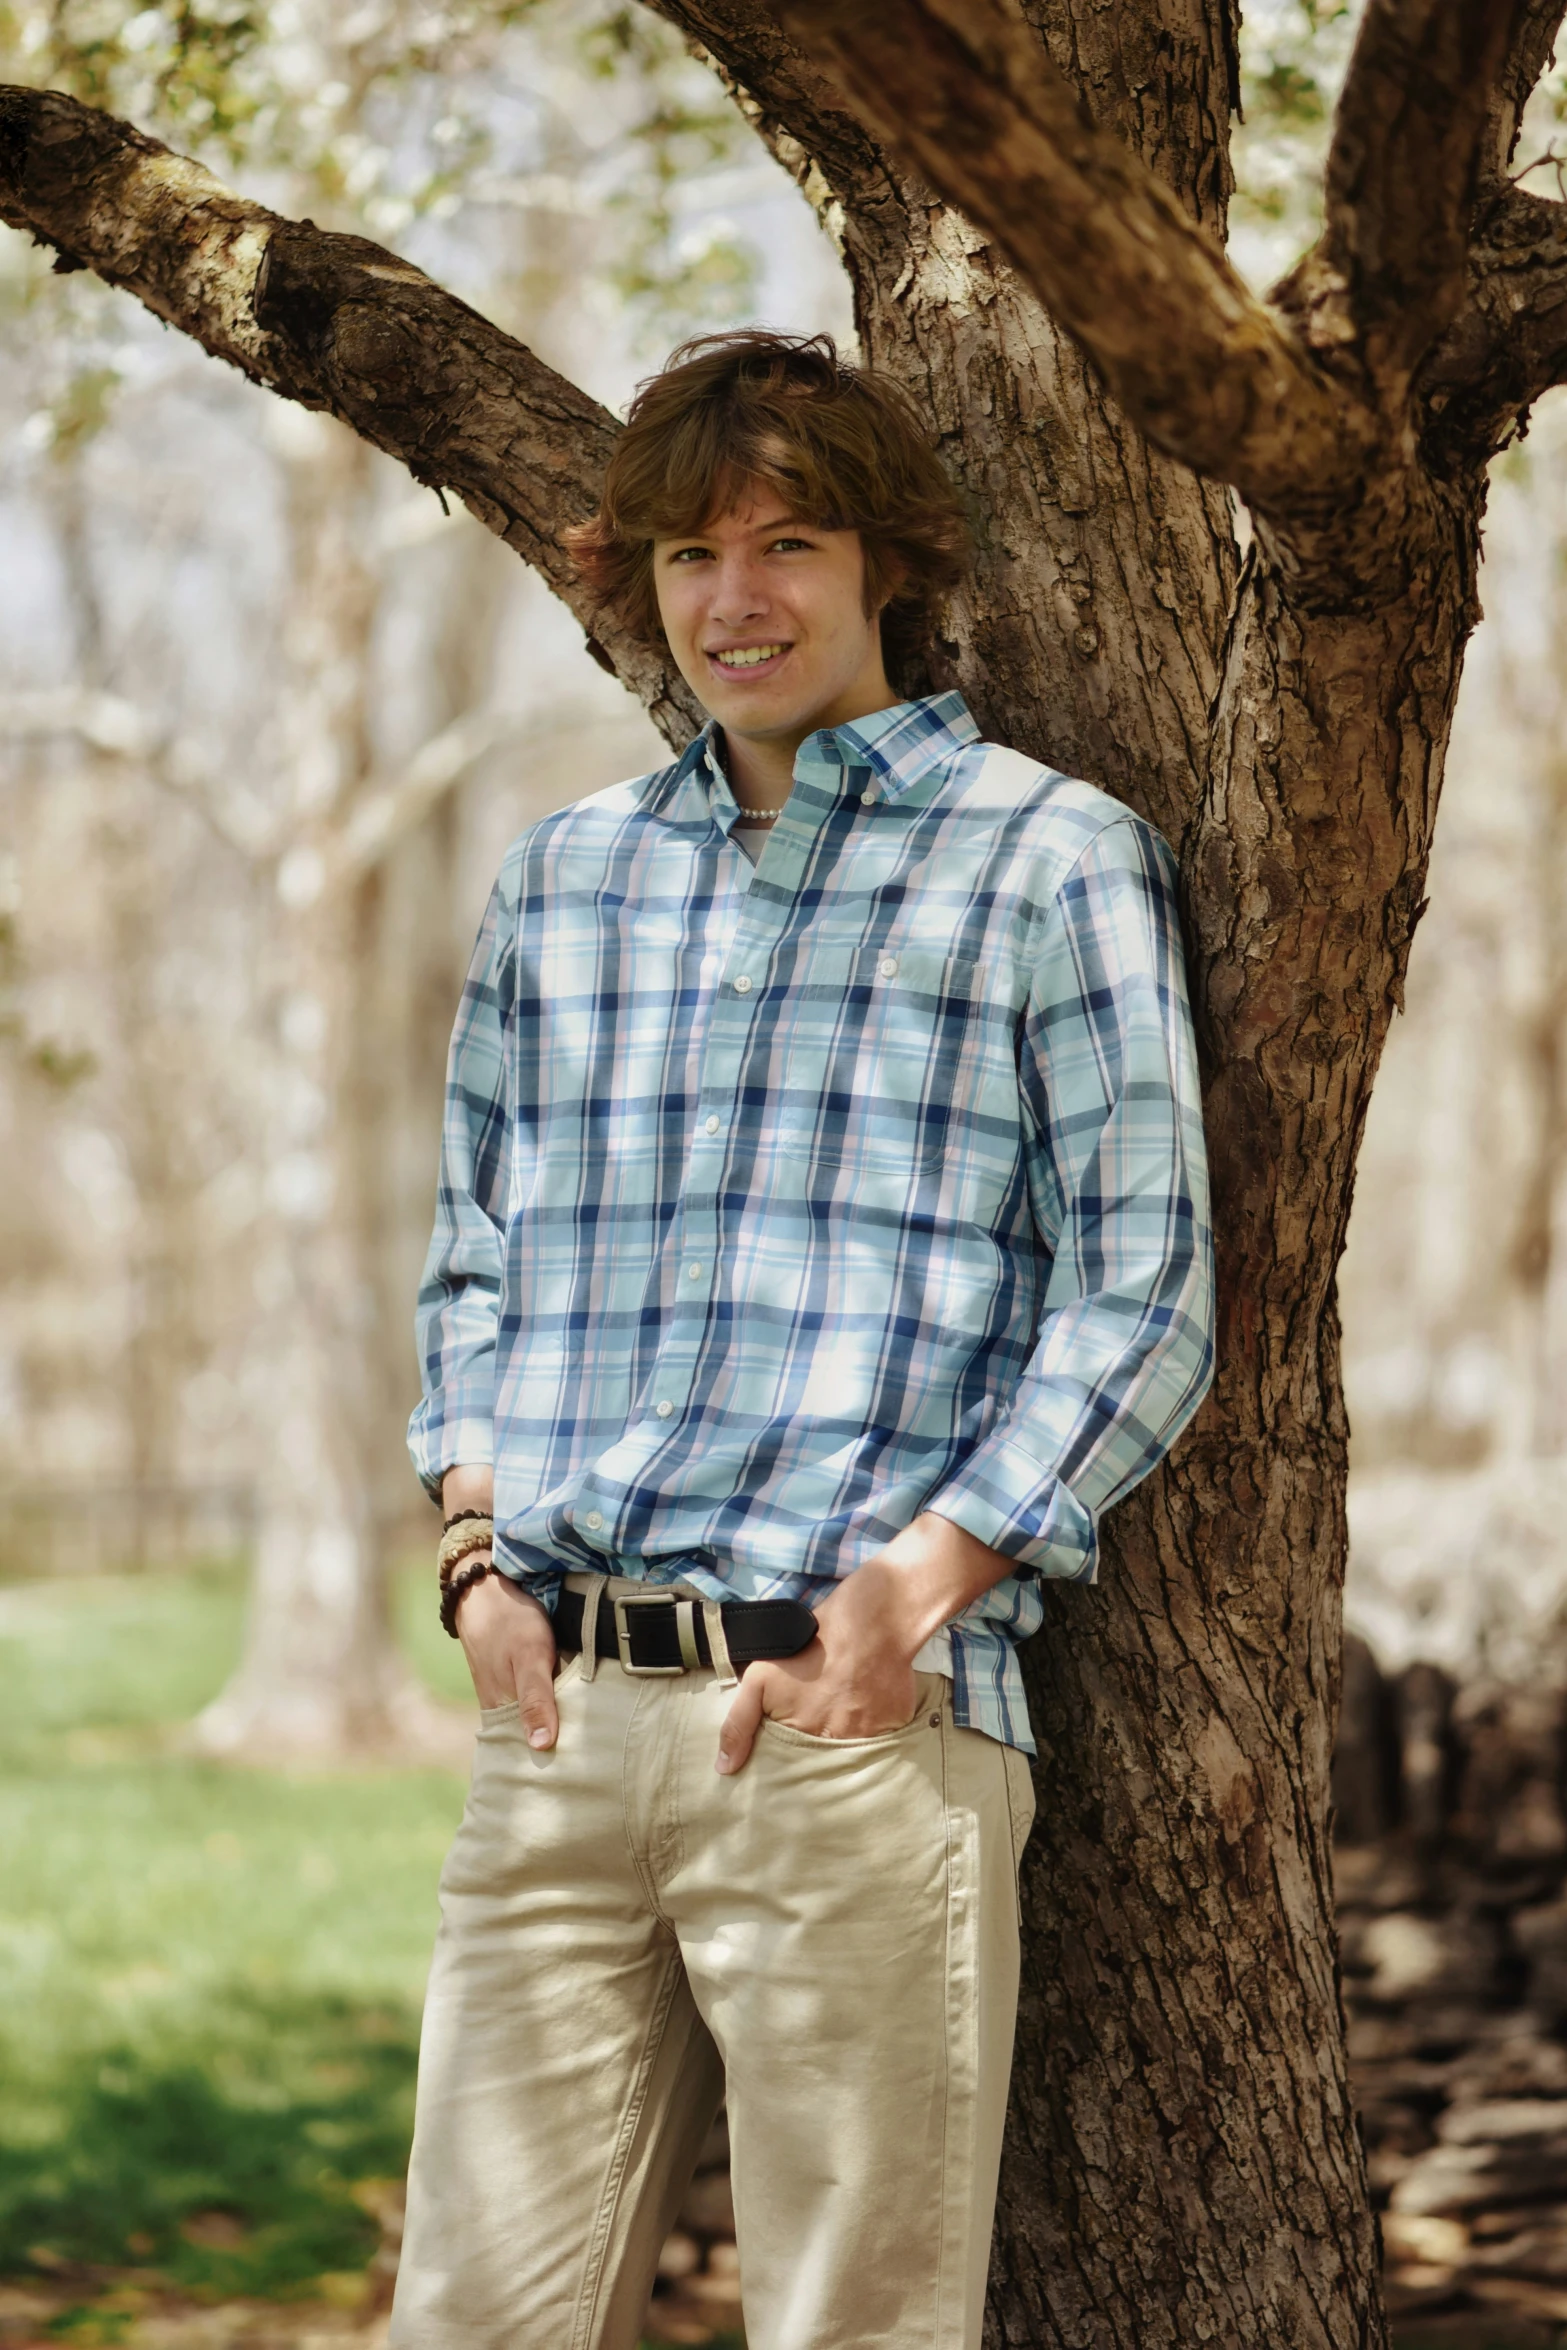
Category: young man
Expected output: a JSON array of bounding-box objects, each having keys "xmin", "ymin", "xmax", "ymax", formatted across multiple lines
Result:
[{"xmin": 393, "ymin": 332, "xmax": 1214, "ymax": 2350}]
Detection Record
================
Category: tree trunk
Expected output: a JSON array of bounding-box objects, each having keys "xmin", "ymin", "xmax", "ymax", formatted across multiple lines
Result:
[
  {"xmin": 989, "ymin": 552, "xmax": 1479, "ymax": 2340},
  {"xmin": 681, "ymin": 7, "xmax": 1419, "ymax": 2330},
  {"xmin": 7, "ymin": 0, "xmax": 1567, "ymax": 2328}
]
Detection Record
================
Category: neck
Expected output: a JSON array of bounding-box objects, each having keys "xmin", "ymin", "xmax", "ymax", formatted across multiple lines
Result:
[
  {"xmin": 718, "ymin": 669, "xmax": 903, "ymax": 814},
  {"xmin": 720, "ymin": 727, "xmax": 802, "ymax": 811}
]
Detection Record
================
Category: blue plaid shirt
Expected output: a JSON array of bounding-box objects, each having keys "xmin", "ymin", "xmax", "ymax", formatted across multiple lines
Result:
[{"xmin": 410, "ymin": 692, "xmax": 1213, "ymax": 1750}]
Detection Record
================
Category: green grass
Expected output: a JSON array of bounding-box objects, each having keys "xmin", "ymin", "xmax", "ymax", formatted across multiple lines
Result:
[
  {"xmin": 0, "ymin": 1564, "xmax": 467, "ymax": 2299},
  {"xmin": 0, "ymin": 1566, "xmax": 745, "ymax": 2342},
  {"xmin": 391, "ymin": 1548, "xmax": 481, "ymax": 1707}
]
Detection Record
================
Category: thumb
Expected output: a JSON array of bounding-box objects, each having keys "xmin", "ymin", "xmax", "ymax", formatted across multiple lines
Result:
[
  {"xmin": 716, "ymin": 1669, "xmax": 767, "ymax": 1776},
  {"xmin": 515, "ymin": 1649, "xmax": 560, "ymax": 1752}
]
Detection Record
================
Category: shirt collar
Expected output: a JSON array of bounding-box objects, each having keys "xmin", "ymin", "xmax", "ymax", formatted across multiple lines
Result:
[
  {"xmin": 671, "ymin": 723, "xmax": 742, "ymax": 834},
  {"xmin": 672, "ymin": 691, "xmax": 979, "ymax": 813},
  {"xmin": 824, "ymin": 692, "xmax": 978, "ymax": 800}
]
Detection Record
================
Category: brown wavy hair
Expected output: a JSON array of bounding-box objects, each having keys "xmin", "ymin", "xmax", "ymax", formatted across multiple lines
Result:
[{"xmin": 565, "ymin": 331, "xmax": 972, "ymax": 692}]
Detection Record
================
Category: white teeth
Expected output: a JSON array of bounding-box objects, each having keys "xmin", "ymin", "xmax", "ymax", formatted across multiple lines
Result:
[{"xmin": 713, "ymin": 644, "xmax": 786, "ymax": 668}]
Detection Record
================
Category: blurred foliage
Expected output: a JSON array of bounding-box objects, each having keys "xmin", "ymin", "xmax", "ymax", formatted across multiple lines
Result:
[
  {"xmin": 0, "ymin": 1567, "xmax": 464, "ymax": 2291},
  {"xmin": 1230, "ymin": 0, "xmax": 1361, "ymax": 289},
  {"xmin": 22, "ymin": 364, "xmax": 125, "ymax": 462},
  {"xmin": 0, "ymin": 865, "xmax": 98, "ymax": 1089},
  {"xmin": 1230, "ymin": 0, "xmax": 1567, "ymax": 293},
  {"xmin": 392, "ymin": 1550, "xmax": 480, "ymax": 1706},
  {"xmin": 0, "ymin": 0, "xmax": 759, "ymax": 378},
  {"xmin": 580, "ymin": 6, "xmax": 756, "ymax": 339}
]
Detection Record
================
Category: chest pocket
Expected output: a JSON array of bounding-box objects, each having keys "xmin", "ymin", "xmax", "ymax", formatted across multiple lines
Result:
[{"xmin": 776, "ymin": 943, "xmax": 979, "ymax": 1173}]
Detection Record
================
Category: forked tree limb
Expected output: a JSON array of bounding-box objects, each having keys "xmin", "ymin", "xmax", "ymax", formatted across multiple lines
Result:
[
  {"xmin": 6, "ymin": 15, "xmax": 1563, "ymax": 632},
  {"xmin": 645, "ymin": 0, "xmax": 895, "ymax": 223},
  {"xmin": 1421, "ymin": 183, "xmax": 1567, "ymax": 447},
  {"xmin": 0, "ymin": 84, "xmax": 704, "ymax": 746},
  {"xmin": 1315, "ymin": 0, "xmax": 1537, "ymax": 395},
  {"xmin": 768, "ymin": 0, "xmax": 1381, "ymax": 525},
  {"xmin": 1486, "ymin": 0, "xmax": 1567, "ymax": 175}
]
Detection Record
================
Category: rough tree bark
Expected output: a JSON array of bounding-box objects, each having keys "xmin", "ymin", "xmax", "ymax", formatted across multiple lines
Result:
[{"xmin": 7, "ymin": 0, "xmax": 1567, "ymax": 2334}]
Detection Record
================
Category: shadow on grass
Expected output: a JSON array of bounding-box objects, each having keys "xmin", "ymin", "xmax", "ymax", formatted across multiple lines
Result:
[{"xmin": 0, "ymin": 1988, "xmax": 419, "ymax": 2299}]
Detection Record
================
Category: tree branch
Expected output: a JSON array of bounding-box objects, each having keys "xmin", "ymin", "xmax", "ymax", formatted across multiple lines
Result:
[
  {"xmin": 328, "ymin": 710, "xmax": 522, "ymax": 887},
  {"xmin": 1485, "ymin": 0, "xmax": 1566, "ymax": 177},
  {"xmin": 646, "ymin": 0, "xmax": 894, "ymax": 220},
  {"xmin": 1421, "ymin": 183, "xmax": 1567, "ymax": 450},
  {"xmin": 0, "ymin": 688, "xmax": 275, "ymax": 858},
  {"xmin": 0, "ymin": 688, "xmax": 159, "ymax": 762},
  {"xmin": 328, "ymin": 703, "xmax": 659, "ymax": 889},
  {"xmin": 1304, "ymin": 0, "xmax": 1536, "ymax": 396},
  {"xmin": 0, "ymin": 84, "xmax": 703, "ymax": 748},
  {"xmin": 768, "ymin": 0, "xmax": 1378, "ymax": 525}
]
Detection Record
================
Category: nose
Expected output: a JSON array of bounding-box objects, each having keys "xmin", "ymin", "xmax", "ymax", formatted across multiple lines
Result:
[{"xmin": 708, "ymin": 548, "xmax": 771, "ymax": 629}]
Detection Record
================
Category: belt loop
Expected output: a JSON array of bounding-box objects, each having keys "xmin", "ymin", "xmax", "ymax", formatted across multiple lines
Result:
[
  {"xmin": 577, "ymin": 1574, "xmax": 606, "ymax": 1682},
  {"xmin": 703, "ymin": 1598, "xmax": 738, "ymax": 1687}
]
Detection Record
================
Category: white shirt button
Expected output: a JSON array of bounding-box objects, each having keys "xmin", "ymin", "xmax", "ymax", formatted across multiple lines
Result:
[
  {"xmin": 861, "ymin": 787, "xmax": 877, "ymax": 805},
  {"xmin": 687, "ymin": 1262, "xmax": 703, "ymax": 1280},
  {"xmin": 732, "ymin": 974, "xmax": 752, "ymax": 994},
  {"xmin": 655, "ymin": 1399, "xmax": 675, "ymax": 1418},
  {"xmin": 879, "ymin": 954, "xmax": 899, "ymax": 978},
  {"xmin": 704, "ymin": 1114, "xmax": 721, "ymax": 1135},
  {"xmin": 585, "ymin": 1509, "xmax": 604, "ymax": 1532}
]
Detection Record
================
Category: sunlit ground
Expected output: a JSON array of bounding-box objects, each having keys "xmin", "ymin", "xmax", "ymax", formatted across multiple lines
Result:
[
  {"xmin": 0, "ymin": 1563, "xmax": 1518, "ymax": 2350},
  {"xmin": 0, "ymin": 1568, "xmax": 453, "ymax": 2313},
  {"xmin": 0, "ymin": 1566, "xmax": 740, "ymax": 2348}
]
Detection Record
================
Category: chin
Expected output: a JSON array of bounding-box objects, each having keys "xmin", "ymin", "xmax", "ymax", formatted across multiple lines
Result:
[
  {"xmin": 718, "ymin": 676, "xmax": 840, "ymax": 727},
  {"xmin": 704, "ymin": 692, "xmax": 806, "ymax": 735}
]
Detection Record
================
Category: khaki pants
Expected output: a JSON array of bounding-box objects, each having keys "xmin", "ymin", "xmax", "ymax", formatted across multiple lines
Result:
[{"xmin": 390, "ymin": 1578, "xmax": 1035, "ymax": 2350}]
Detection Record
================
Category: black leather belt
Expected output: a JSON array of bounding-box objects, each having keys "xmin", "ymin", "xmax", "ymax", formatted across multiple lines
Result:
[{"xmin": 556, "ymin": 1584, "xmax": 818, "ymax": 1677}]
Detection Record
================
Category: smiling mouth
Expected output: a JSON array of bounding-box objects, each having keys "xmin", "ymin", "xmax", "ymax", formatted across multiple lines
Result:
[{"xmin": 709, "ymin": 643, "xmax": 790, "ymax": 669}]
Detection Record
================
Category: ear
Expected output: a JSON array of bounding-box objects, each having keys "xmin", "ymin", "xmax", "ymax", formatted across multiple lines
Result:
[{"xmin": 863, "ymin": 546, "xmax": 908, "ymax": 621}]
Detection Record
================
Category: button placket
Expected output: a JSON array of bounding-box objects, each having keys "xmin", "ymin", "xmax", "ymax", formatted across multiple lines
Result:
[
  {"xmin": 650, "ymin": 740, "xmax": 842, "ymax": 1416},
  {"xmin": 577, "ymin": 743, "xmax": 885, "ymax": 1549}
]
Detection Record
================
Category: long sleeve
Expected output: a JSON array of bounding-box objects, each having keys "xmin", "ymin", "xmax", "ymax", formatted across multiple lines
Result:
[
  {"xmin": 927, "ymin": 813, "xmax": 1215, "ymax": 1579},
  {"xmin": 407, "ymin": 877, "xmax": 514, "ymax": 1501}
]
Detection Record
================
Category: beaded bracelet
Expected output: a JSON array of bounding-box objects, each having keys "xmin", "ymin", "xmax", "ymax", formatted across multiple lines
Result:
[
  {"xmin": 438, "ymin": 1518, "xmax": 495, "ymax": 1584},
  {"xmin": 440, "ymin": 1557, "xmax": 491, "ymax": 1638},
  {"xmin": 443, "ymin": 1505, "xmax": 492, "ymax": 1532}
]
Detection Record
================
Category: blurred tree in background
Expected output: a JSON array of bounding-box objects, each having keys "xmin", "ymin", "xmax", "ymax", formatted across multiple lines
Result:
[{"xmin": 0, "ymin": 0, "xmax": 840, "ymax": 1751}]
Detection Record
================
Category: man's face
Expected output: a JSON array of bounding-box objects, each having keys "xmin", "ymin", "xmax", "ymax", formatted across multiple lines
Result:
[{"xmin": 652, "ymin": 494, "xmax": 895, "ymax": 747}]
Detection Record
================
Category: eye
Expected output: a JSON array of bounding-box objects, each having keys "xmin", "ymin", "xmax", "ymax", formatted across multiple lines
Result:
[
  {"xmin": 768, "ymin": 536, "xmax": 812, "ymax": 554},
  {"xmin": 665, "ymin": 544, "xmax": 713, "ymax": 565}
]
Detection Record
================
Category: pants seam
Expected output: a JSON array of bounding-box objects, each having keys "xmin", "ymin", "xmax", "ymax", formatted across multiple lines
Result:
[
  {"xmin": 935, "ymin": 1699, "xmax": 955, "ymax": 2349},
  {"xmin": 569, "ymin": 1941, "xmax": 687, "ymax": 2350},
  {"xmin": 618, "ymin": 1680, "xmax": 674, "ymax": 1926}
]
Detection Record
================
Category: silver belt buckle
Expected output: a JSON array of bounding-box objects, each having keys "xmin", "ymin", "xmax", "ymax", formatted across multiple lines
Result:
[{"xmin": 613, "ymin": 1589, "xmax": 693, "ymax": 1676}]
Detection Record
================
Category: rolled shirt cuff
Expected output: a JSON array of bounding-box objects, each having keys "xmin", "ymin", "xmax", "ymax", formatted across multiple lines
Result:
[
  {"xmin": 407, "ymin": 1397, "xmax": 495, "ymax": 1505},
  {"xmin": 925, "ymin": 1450, "xmax": 1098, "ymax": 1582}
]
